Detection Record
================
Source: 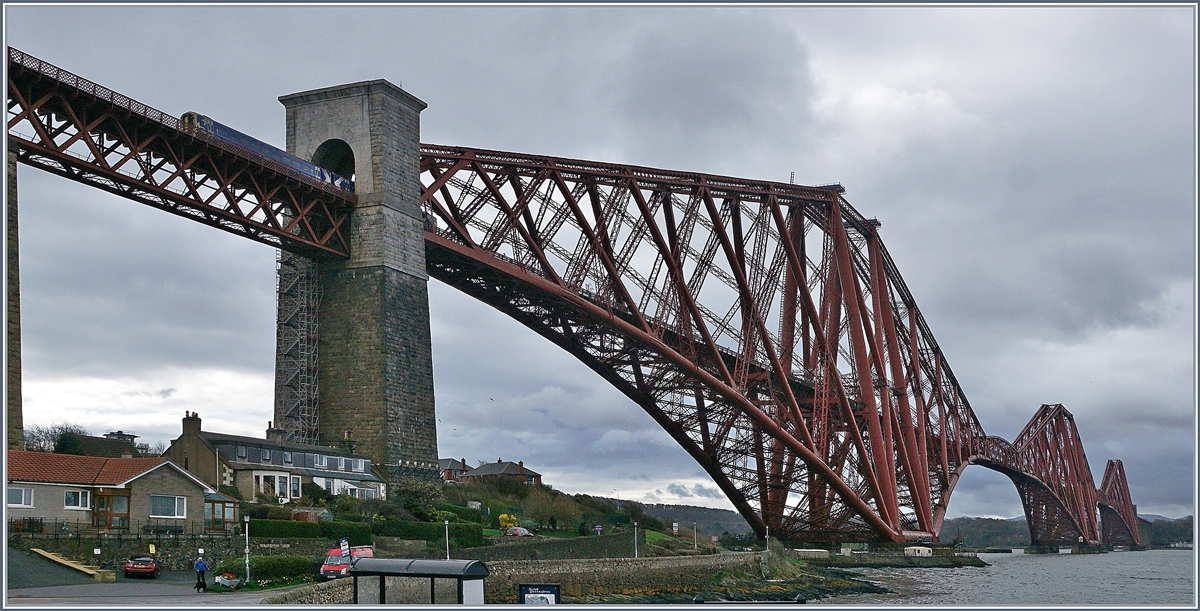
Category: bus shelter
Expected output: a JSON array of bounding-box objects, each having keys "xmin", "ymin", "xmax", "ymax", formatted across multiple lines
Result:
[{"xmin": 349, "ymin": 558, "xmax": 489, "ymax": 605}]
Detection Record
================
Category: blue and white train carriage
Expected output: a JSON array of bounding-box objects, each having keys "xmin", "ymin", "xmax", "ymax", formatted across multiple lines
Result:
[{"xmin": 180, "ymin": 112, "xmax": 354, "ymax": 193}]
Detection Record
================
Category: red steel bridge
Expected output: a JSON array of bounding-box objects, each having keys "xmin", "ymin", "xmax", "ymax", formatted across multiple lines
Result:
[{"xmin": 6, "ymin": 47, "xmax": 1142, "ymax": 546}]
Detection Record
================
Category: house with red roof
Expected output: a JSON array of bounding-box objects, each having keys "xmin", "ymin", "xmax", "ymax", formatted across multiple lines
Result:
[{"xmin": 6, "ymin": 450, "xmax": 218, "ymax": 535}]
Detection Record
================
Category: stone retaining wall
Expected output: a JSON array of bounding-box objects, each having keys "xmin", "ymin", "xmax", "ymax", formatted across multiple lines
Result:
[
  {"xmin": 7, "ymin": 533, "xmax": 336, "ymax": 572},
  {"xmin": 262, "ymin": 552, "xmax": 765, "ymax": 604}
]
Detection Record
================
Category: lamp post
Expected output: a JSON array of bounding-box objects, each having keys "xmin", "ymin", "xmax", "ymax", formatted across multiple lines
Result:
[
  {"xmin": 693, "ymin": 521, "xmax": 697, "ymax": 550},
  {"xmin": 243, "ymin": 514, "xmax": 250, "ymax": 584},
  {"xmin": 633, "ymin": 521, "xmax": 638, "ymax": 559},
  {"xmin": 444, "ymin": 520, "xmax": 451, "ymax": 560}
]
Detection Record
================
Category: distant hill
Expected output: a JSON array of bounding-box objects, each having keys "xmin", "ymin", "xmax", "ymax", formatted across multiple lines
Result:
[
  {"xmin": 942, "ymin": 516, "xmax": 1028, "ymax": 548},
  {"xmin": 1137, "ymin": 513, "xmax": 1178, "ymax": 523},
  {"xmin": 638, "ymin": 503, "xmax": 753, "ymax": 537}
]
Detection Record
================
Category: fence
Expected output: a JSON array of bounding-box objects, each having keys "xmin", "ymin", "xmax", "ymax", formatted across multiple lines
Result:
[{"xmin": 8, "ymin": 517, "xmax": 241, "ymax": 539}]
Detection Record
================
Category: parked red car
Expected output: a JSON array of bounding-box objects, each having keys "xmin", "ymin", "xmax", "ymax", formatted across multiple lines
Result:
[
  {"xmin": 319, "ymin": 545, "xmax": 374, "ymax": 580},
  {"xmin": 123, "ymin": 555, "xmax": 161, "ymax": 579}
]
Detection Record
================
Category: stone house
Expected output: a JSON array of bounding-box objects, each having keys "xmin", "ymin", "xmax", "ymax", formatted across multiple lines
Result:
[
  {"xmin": 163, "ymin": 413, "xmax": 385, "ymax": 504},
  {"xmin": 458, "ymin": 459, "xmax": 542, "ymax": 486},
  {"xmin": 6, "ymin": 450, "xmax": 214, "ymax": 534}
]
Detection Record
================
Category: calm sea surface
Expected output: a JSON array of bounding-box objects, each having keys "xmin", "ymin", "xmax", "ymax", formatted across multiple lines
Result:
[{"xmin": 814, "ymin": 549, "xmax": 1195, "ymax": 606}]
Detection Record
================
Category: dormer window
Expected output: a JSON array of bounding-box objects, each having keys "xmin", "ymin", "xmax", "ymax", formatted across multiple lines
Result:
[
  {"xmin": 315, "ymin": 455, "xmax": 327, "ymax": 468},
  {"xmin": 237, "ymin": 446, "xmax": 246, "ymax": 459},
  {"xmin": 261, "ymin": 448, "xmax": 270, "ymax": 461},
  {"xmin": 283, "ymin": 452, "xmax": 292, "ymax": 464}
]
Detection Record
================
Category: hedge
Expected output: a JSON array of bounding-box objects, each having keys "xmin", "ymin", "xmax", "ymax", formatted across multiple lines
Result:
[
  {"xmin": 436, "ymin": 502, "xmax": 484, "ymax": 524},
  {"xmin": 373, "ymin": 520, "xmax": 483, "ymax": 548},
  {"xmin": 248, "ymin": 519, "xmax": 320, "ymax": 539},
  {"xmin": 213, "ymin": 555, "xmax": 319, "ymax": 581},
  {"xmin": 320, "ymin": 521, "xmax": 372, "ymax": 546}
]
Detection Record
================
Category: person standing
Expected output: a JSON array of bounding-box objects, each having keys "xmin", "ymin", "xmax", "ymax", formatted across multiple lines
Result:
[{"xmin": 194, "ymin": 557, "xmax": 208, "ymax": 593}]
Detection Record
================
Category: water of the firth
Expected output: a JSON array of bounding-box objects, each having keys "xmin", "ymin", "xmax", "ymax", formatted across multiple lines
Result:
[{"xmin": 815, "ymin": 549, "xmax": 1195, "ymax": 606}]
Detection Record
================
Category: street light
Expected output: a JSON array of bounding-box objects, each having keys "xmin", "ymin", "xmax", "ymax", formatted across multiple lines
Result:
[
  {"xmin": 445, "ymin": 520, "xmax": 451, "ymax": 560},
  {"xmin": 633, "ymin": 521, "xmax": 638, "ymax": 559},
  {"xmin": 243, "ymin": 514, "xmax": 250, "ymax": 584},
  {"xmin": 693, "ymin": 521, "xmax": 697, "ymax": 550}
]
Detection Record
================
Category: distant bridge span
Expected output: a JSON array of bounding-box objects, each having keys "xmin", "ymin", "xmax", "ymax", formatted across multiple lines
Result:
[{"xmin": 6, "ymin": 47, "xmax": 1140, "ymax": 545}]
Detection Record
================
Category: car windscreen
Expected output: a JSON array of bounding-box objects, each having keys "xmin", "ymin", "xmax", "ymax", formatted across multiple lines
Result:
[
  {"xmin": 323, "ymin": 555, "xmax": 349, "ymax": 566},
  {"xmin": 129, "ymin": 557, "xmax": 154, "ymax": 563}
]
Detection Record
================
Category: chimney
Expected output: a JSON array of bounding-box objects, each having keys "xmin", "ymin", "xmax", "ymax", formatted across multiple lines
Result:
[
  {"xmin": 265, "ymin": 421, "xmax": 285, "ymax": 442},
  {"xmin": 518, "ymin": 461, "xmax": 524, "ymax": 474},
  {"xmin": 338, "ymin": 430, "xmax": 356, "ymax": 454},
  {"xmin": 461, "ymin": 458, "xmax": 466, "ymax": 470},
  {"xmin": 182, "ymin": 412, "xmax": 202, "ymax": 436},
  {"xmin": 121, "ymin": 449, "xmax": 133, "ymax": 459}
]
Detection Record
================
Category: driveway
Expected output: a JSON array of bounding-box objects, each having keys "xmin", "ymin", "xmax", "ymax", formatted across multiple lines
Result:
[{"xmin": 6, "ymin": 549, "xmax": 304, "ymax": 605}]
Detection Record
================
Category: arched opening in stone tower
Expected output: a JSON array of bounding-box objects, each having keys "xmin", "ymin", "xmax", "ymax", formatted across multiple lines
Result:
[{"xmin": 312, "ymin": 139, "xmax": 355, "ymax": 182}]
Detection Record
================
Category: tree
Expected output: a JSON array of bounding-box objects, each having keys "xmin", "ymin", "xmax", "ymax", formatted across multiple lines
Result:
[
  {"xmin": 136, "ymin": 440, "xmax": 167, "ymax": 457},
  {"xmin": 53, "ymin": 432, "xmax": 86, "ymax": 455},
  {"xmin": 23, "ymin": 423, "xmax": 89, "ymax": 452}
]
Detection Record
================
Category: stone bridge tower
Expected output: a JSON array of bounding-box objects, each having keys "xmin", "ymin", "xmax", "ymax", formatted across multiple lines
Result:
[{"xmin": 274, "ymin": 80, "xmax": 438, "ymax": 481}]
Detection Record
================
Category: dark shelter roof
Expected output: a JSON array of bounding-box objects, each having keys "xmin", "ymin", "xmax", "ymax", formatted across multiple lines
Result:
[{"xmin": 349, "ymin": 558, "xmax": 488, "ymax": 579}]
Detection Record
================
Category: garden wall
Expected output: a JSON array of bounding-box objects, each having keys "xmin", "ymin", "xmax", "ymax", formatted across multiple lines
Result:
[{"xmin": 6, "ymin": 532, "xmax": 336, "ymax": 572}]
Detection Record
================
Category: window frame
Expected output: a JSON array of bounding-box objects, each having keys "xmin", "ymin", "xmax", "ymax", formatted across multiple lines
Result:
[
  {"xmin": 283, "ymin": 451, "xmax": 292, "ymax": 464},
  {"xmin": 149, "ymin": 495, "xmax": 187, "ymax": 519},
  {"xmin": 237, "ymin": 446, "xmax": 247, "ymax": 459},
  {"xmin": 7, "ymin": 486, "xmax": 33, "ymax": 507},
  {"xmin": 261, "ymin": 448, "xmax": 271, "ymax": 462},
  {"xmin": 63, "ymin": 489, "xmax": 90, "ymax": 510}
]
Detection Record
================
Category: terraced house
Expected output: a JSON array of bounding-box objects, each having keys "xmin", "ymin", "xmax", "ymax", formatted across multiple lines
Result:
[
  {"xmin": 6, "ymin": 450, "xmax": 214, "ymax": 535},
  {"xmin": 164, "ymin": 413, "xmax": 385, "ymax": 503}
]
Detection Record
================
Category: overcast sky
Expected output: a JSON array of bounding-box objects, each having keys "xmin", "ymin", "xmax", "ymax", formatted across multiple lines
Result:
[{"xmin": 4, "ymin": 5, "xmax": 1195, "ymax": 521}]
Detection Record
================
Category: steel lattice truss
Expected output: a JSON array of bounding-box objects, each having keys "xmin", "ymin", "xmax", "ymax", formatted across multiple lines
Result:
[
  {"xmin": 1098, "ymin": 459, "xmax": 1141, "ymax": 546},
  {"xmin": 5, "ymin": 47, "xmax": 353, "ymax": 259},
  {"xmin": 984, "ymin": 403, "xmax": 1101, "ymax": 545},
  {"xmin": 419, "ymin": 144, "xmax": 990, "ymax": 542}
]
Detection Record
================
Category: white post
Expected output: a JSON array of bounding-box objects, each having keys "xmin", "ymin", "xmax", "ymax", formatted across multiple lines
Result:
[
  {"xmin": 444, "ymin": 520, "xmax": 451, "ymax": 560},
  {"xmin": 765, "ymin": 525, "xmax": 769, "ymax": 552},
  {"xmin": 243, "ymin": 514, "xmax": 250, "ymax": 584},
  {"xmin": 634, "ymin": 521, "xmax": 638, "ymax": 559},
  {"xmin": 694, "ymin": 521, "xmax": 697, "ymax": 550}
]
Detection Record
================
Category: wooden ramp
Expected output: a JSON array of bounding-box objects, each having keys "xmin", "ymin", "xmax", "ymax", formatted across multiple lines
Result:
[{"xmin": 29, "ymin": 548, "xmax": 116, "ymax": 582}]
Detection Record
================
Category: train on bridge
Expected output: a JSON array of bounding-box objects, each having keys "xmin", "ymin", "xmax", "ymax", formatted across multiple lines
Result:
[{"xmin": 180, "ymin": 111, "xmax": 354, "ymax": 193}]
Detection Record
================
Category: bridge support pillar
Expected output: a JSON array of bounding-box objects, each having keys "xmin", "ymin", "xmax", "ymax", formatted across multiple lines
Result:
[
  {"xmin": 276, "ymin": 80, "xmax": 438, "ymax": 481},
  {"xmin": 6, "ymin": 151, "xmax": 23, "ymax": 449}
]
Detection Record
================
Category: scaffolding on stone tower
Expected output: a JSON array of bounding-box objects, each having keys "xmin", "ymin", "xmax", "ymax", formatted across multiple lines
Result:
[{"xmin": 274, "ymin": 251, "xmax": 320, "ymax": 445}]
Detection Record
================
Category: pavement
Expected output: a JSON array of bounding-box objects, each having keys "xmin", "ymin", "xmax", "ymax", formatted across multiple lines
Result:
[{"xmin": 5, "ymin": 548, "xmax": 307, "ymax": 606}]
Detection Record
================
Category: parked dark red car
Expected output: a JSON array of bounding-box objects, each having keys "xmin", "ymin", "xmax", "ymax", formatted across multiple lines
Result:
[{"xmin": 123, "ymin": 556, "xmax": 161, "ymax": 579}]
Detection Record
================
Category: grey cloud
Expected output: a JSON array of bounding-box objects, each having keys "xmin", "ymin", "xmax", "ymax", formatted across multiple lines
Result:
[
  {"xmin": 667, "ymin": 484, "xmax": 694, "ymax": 498},
  {"xmin": 691, "ymin": 485, "xmax": 723, "ymax": 499}
]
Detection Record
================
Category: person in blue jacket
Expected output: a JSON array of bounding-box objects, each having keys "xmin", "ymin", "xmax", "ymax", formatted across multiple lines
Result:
[{"xmin": 193, "ymin": 557, "xmax": 208, "ymax": 592}]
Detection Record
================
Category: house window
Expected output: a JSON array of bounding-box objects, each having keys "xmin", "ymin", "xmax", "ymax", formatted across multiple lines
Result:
[
  {"xmin": 237, "ymin": 446, "xmax": 247, "ymax": 459},
  {"xmin": 315, "ymin": 455, "xmax": 327, "ymax": 468},
  {"xmin": 353, "ymin": 459, "xmax": 365, "ymax": 472},
  {"xmin": 283, "ymin": 452, "xmax": 292, "ymax": 464},
  {"xmin": 359, "ymin": 488, "xmax": 377, "ymax": 499},
  {"xmin": 64, "ymin": 490, "xmax": 90, "ymax": 510},
  {"xmin": 261, "ymin": 448, "xmax": 271, "ymax": 461},
  {"xmin": 291, "ymin": 477, "xmax": 301, "ymax": 498},
  {"xmin": 149, "ymin": 495, "xmax": 186, "ymax": 518},
  {"xmin": 262, "ymin": 475, "xmax": 275, "ymax": 496},
  {"xmin": 276, "ymin": 477, "xmax": 287, "ymax": 497},
  {"xmin": 324, "ymin": 479, "xmax": 332, "ymax": 493},
  {"xmin": 7, "ymin": 487, "xmax": 33, "ymax": 507}
]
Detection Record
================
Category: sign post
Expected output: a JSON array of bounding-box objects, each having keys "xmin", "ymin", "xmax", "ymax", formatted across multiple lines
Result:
[
  {"xmin": 519, "ymin": 583, "xmax": 560, "ymax": 604},
  {"xmin": 340, "ymin": 537, "xmax": 350, "ymax": 557}
]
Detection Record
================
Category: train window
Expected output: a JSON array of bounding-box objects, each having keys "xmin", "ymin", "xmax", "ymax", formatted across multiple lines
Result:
[{"xmin": 312, "ymin": 139, "xmax": 355, "ymax": 182}]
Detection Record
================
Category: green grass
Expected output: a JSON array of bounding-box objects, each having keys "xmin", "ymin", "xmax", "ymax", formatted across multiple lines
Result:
[
  {"xmin": 645, "ymin": 530, "xmax": 672, "ymax": 543},
  {"xmin": 483, "ymin": 528, "xmax": 502, "ymax": 536}
]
